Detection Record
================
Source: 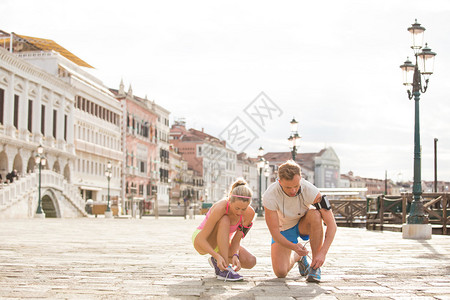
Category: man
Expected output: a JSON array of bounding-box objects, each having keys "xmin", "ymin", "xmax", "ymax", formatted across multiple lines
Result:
[{"xmin": 263, "ymin": 160, "xmax": 336, "ymax": 282}]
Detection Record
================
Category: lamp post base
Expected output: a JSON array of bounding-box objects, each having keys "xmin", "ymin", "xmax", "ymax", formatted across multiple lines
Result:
[
  {"xmin": 34, "ymin": 212, "xmax": 46, "ymax": 218},
  {"xmin": 104, "ymin": 211, "xmax": 113, "ymax": 218},
  {"xmin": 402, "ymin": 224, "xmax": 432, "ymax": 240}
]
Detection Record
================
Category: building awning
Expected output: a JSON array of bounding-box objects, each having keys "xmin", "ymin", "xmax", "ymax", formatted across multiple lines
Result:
[{"xmin": 4, "ymin": 32, "xmax": 94, "ymax": 68}]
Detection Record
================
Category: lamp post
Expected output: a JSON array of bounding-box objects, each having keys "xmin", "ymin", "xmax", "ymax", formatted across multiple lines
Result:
[
  {"xmin": 257, "ymin": 146, "xmax": 265, "ymax": 217},
  {"xmin": 288, "ymin": 117, "xmax": 301, "ymax": 161},
  {"xmin": 400, "ymin": 19, "xmax": 437, "ymax": 239},
  {"xmin": 35, "ymin": 145, "xmax": 46, "ymax": 218},
  {"xmin": 168, "ymin": 178, "xmax": 172, "ymax": 214},
  {"xmin": 434, "ymin": 138, "xmax": 438, "ymax": 193},
  {"xmin": 264, "ymin": 160, "xmax": 270, "ymax": 193},
  {"xmin": 104, "ymin": 161, "xmax": 113, "ymax": 218},
  {"xmin": 152, "ymin": 161, "xmax": 160, "ymax": 219}
]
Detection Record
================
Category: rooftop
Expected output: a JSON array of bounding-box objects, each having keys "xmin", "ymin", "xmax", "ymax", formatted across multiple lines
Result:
[{"xmin": 0, "ymin": 30, "xmax": 93, "ymax": 68}]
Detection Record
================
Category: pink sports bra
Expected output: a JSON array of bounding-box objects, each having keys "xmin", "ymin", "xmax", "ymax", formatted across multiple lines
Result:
[{"xmin": 197, "ymin": 201, "xmax": 243, "ymax": 235}]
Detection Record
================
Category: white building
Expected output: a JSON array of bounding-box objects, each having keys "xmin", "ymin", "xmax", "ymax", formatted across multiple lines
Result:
[
  {"xmin": 154, "ymin": 103, "xmax": 171, "ymax": 206},
  {"xmin": 236, "ymin": 152, "xmax": 259, "ymax": 205},
  {"xmin": 200, "ymin": 138, "xmax": 237, "ymax": 201},
  {"xmin": 0, "ymin": 33, "xmax": 86, "ymax": 218},
  {"xmin": 12, "ymin": 34, "xmax": 123, "ymax": 210},
  {"xmin": 314, "ymin": 147, "xmax": 340, "ymax": 188},
  {"xmin": 0, "ymin": 45, "xmax": 76, "ymax": 181}
]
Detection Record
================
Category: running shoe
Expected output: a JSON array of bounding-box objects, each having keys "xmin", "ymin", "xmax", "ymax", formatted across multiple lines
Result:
[
  {"xmin": 216, "ymin": 266, "xmax": 243, "ymax": 281},
  {"xmin": 298, "ymin": 256, "xmax": 310, "ymax": 276},
  {"xmin": 306, "ymin": 267, "xmax": 321, "ymax": 283},
  {"xmin": 208, "ymin": 256, "xmax": 220, "ymax": 274}
]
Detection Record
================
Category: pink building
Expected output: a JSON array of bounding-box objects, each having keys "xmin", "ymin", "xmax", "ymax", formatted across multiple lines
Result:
[
  {"xmin": 111, "ymin": 82, "xmax": 158, "ymax": 215},
  {"xmin": 170, "ymin": 121, "xmax": 207, "ymax": 176},
  {"xmin": 170, "ymin": 120, "xmax": 225, "ymax": 202}
]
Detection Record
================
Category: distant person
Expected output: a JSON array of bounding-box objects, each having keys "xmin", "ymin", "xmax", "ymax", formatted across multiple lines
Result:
[
  {"xmin": 192, "ymin": 178, "xmax": 256, "ymax": 281},
  {"xmin": 263, "ymin": 160, "xmax": 337, "ymax": 283},
  {"xmin": 6, "ymin": 169, "xmax": 18, "ymax": 183}
]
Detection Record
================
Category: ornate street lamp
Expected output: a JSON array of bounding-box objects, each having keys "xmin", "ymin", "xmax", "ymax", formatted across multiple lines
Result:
[
  {"xmin": 104, "ymin": 161, "xmax": 113, "ymax": 218},
  {"xmin": 257, "ymin": 146, "xmax": 265, "ymax": 217},
  {"xmin": 400, "ymin": 19, "xmax": 437, "ymax": 239},
  {"xmin": 288, "ymin": 117, "xmax": 301, "ymax": 161},
  {"xmin": 35, "ymin": 145, "xmax": 47, "ymax": 218},
  {"xmin": 264, "ymin": 160, "xmax": 270, "ymax": 192}
]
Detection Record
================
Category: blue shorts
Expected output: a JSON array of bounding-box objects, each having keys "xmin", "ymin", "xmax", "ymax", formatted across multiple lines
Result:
[{"xmin": 271, "ymin": 221, "xmax": 309, "ymax": 244}]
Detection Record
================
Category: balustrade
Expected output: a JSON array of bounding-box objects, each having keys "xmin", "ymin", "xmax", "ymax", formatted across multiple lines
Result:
[
  {"xmin": 366, "ymin": 193, "xmax": 449, "ymax": 234},
  {"xmin": 0, "ymin": 170, "xmax": 86, "ymax": 216}
]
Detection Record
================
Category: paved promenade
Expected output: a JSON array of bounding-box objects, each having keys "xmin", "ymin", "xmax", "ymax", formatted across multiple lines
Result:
[{"xmin": 0, "ymin": 217, "xmax": 449, "ymax": 299}]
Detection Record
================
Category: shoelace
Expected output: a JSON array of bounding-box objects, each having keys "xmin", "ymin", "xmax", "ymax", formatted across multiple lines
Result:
[
  {"xmin": 223, "ymin": 266, "xmax": 238, "ymax": 282},
  {"xmin": 224, "ymin": 269, "xmax": 230, "ymax": 282},
  {"xmin": 302, "ymin": 240, "xmax": 312, "ymax": 260},
  {"xmin": 302, "ymin": 240, "xmax": 320, "ymax": 278}
]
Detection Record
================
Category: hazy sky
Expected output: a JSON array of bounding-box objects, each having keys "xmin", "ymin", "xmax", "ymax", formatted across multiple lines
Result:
[{"xmin": 2, "ymin": 0, "xmax": 450, "ymax": 182}]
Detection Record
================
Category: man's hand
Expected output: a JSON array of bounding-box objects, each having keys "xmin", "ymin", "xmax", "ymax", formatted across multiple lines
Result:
[
  {"xmin": 311, "ymin": 250, "xmax": 326, "ymax": 269},
  {"xmin": 292, "ymin": 243, "xmax": 309, "ymax": 257}
]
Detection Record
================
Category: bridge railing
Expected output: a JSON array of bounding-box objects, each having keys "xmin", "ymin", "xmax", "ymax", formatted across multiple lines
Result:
[
  {"xmin": 40, "ymin": 170, "xmax": 86, "ymax": 216},
  {"xmin": 0, "ymin": 173, "xmax": 37, "ymax": 209},
  {"xmin": 320, "ymin": 188, "xmax": 368, "ymax": 226},
  {"xmin": 1, "ymin": 170, "xmax": 86, "ymax": 217},
  {"xmin": 366, "ymin": 193, "xmax": 449, "ymax": 234},
  {"xmin": 366, "ymin": 195, "xmax": 404, "ymax": 230}
]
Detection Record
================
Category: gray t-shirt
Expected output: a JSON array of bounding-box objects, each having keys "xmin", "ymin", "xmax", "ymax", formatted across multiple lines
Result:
[{"xmin": 262, "ymin": 178, "xmax": 320, "ymax": 231}]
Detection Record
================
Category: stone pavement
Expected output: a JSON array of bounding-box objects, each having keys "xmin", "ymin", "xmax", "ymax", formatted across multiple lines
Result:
[{"xmin": 0, "ymin": 217, "xmax": 449, "ymax": 299}]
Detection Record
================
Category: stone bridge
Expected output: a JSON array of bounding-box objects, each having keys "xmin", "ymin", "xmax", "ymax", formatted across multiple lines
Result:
[{"xmin": 0, "ymin": 170, "xmax": 87, "ymax": 218}]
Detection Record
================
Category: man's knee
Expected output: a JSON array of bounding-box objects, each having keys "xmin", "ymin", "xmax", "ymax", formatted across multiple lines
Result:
[
  {"xmin": 307, "ymin": 209, "xmax": 323, "ymax": 226},
  {"xmin": 273, "ymin": 268, "xmax": 288, "ymax": 278}
]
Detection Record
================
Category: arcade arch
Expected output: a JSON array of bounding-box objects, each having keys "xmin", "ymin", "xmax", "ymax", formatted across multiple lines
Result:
[
  {"xmin": 0, "ymin": 151, "xmax": 7, "ymax": 181},
  {"xmin": 12, "ymin": 154, "xmax": 23, "ymax": 175}
]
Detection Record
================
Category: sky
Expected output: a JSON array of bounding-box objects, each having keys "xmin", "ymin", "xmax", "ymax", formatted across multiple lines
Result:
[{"xmin": 2, "ymin": 0, "xmax": 450, "ymax": 182}]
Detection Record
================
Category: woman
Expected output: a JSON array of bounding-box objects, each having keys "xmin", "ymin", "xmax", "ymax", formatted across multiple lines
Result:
[{"xmin": 192, "ymin": 178, "xmax": 256, "ymax": 281}]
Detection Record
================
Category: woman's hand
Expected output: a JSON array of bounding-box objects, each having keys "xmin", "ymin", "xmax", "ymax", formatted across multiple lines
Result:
[
  {"xmin": 231, "ymin": 254, "xmax": 241, "ymax": 272},
  {"xmin": 215, "ymin": 255, "xmax": 228, "ymax": 271}
]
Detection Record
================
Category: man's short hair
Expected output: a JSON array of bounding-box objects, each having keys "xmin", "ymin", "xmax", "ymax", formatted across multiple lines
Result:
[{"xmin": 278, "ymin": 160, "xmax": 301, "ymax": 181}]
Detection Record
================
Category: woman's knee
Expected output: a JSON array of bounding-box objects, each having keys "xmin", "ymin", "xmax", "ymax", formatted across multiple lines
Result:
[
  {"xmin": 193, "ymin": 240, "xmax": 206, "ymax": 255},
  {"xmin": 244, "ymin": 254, "xmax": 257, "ymax": 269},
  {"xmin": 217, "ymin": 214, "xmax": 231, "ymax": 227}
]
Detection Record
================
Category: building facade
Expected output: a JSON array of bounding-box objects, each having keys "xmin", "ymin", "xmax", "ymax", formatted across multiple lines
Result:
[
  {"xmin": 111, "ymin": 82, "xmax": 158, "ymax": 215},
  {"xmin": 313, "ymin": 147, "xmax": 340, "ymax": 188},
  {"xmin": 236, "ymin": 153, "xmax": 259, "ymax": 198},
  {"xmin": 263, "ymin": 147, "xmax": 340, "ymax": 188},
  {"xmin": 154, "ymin": 103, "xmax": 171, "ymax": 206},
  {"xmin": 170, "ymin": 121, "xmax": 236, "ymax": 203},
  {"xmin": 0, "ymin": 46, "xmax": 76, "ymax": 183},
  {"xmin": 9, "ymin": 33, "xmax": 123, "ymax": 211}
]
